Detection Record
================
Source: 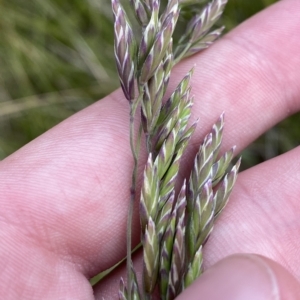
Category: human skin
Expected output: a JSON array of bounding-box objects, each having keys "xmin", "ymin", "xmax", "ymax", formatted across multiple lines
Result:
[{"xmin": 0, "ymin": 0, "xmax": 300, "ymax": 299}]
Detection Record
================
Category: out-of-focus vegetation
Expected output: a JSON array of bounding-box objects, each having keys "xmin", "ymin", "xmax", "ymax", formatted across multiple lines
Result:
[{"xmin": 0, "ymin": 0, "xmax": 298, "ymax": 169}]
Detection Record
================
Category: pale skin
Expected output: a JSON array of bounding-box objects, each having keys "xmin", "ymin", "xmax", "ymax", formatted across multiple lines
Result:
[{"xmin": 1, "ymin": 0, "xmax": 300, "ymax": 299}]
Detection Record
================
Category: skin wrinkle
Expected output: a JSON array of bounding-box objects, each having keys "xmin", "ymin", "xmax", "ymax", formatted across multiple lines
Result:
[
  {"xmin": 206, "ymin": 215, "xmax": 293, "ymax": 282},
  {"xmin": 203, "ymin": 147, "xmax": 300, "ymax": 272},
  {"xmin": 25, "ymin": 202, "xmax": 96, "ymax": 274},
  {"xmin": 228, "ymin": 7, "xmax": 300, "ymax": 114},
  {"xmin": 283, "ymin": 241, "xmax": 300, "ymax": 281},
  {"xmin": 192, "ymin": 7, "xmax": 295, "ymax": 141},
  {"xmin": 0, "ymin": 195, "xmax": 58, "ymax": 256},
  {"xmin": 190, "ymin": 39, "xmax": 286, "ymax": 142},
  {"xmin": 221, "ymin": 35, "xmax": 283, "ymax": 108},
  {"xmin": 3, "ymin": 154, "xmax": 112, "ymax": 276}
]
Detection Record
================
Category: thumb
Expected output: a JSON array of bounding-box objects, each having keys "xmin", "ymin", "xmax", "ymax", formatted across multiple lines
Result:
[{"xmin": 176, "ymin": 254, "xmax": 300, "ymax": 300}]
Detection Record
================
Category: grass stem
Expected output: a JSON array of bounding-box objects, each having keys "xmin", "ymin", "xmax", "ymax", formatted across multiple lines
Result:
[{"xmin": 127, "ymin": 96, "xmax": 142, "ymax": 299}]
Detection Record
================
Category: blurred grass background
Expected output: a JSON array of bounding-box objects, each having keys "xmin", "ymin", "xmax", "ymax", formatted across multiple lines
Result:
[{"xmin": 0, "ymin": 0, "xmax": 298, "ymax": 169}]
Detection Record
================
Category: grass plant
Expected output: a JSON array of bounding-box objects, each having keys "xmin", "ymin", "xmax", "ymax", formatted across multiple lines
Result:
[{"xmin": 112, "ymin": 0, "xmax": 240, "ymax": 299}]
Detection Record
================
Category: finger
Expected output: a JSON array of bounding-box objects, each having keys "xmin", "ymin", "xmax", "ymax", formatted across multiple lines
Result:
[
  {"xmin": 94, "ymin": 248, "xmax": 300, "ymax": 299},
  {"xmin": 177, "ymin": 254, "xmax": 300, "ymax": 300},
  {"xmin": 94, "ymin": 144, "xmax": 300, "ymax": 297},
  {"xmin": 204, "ymin": 145, "xmax": 300, "ymax": 279},
  {"xmin": 181, "ymin": 0, "xmax": 300, "ymax": 157},
  {"xmin": 0, "ymin": 0, "xmax": 300, "ymax": 282},
  {"xmin": 94, "ymin": 144, "xmax": 300, "ymax": 295}
]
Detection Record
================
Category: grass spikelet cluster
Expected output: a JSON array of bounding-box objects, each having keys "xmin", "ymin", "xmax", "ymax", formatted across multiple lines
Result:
[{"xmin": 110, "ymin": 0, "xmax": 240, "ymax": 299}]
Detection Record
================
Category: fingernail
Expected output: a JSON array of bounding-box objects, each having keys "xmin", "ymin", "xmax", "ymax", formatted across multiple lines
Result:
[{"xmin": 177, "ymin": 254, "xmax": 279, "ymax": 300}]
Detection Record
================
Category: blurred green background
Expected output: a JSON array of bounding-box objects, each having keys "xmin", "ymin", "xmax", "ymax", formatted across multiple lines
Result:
[{"xmin": 0, "ymin": 0, "xmax": 298, "ymax": 169}]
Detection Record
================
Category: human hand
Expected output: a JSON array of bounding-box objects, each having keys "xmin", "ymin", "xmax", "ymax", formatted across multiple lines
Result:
[{"xmin": 1, "ymin": 0, "xmax": 300, "ymax": 299}]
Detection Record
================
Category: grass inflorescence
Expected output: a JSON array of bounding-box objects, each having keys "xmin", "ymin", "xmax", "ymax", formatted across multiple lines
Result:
[{"xmin": 112, "ymin": 0, "xmax": 241, "ymax": 299}]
